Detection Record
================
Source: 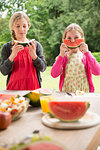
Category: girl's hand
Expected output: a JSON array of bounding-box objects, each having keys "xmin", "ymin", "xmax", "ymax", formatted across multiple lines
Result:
[
  {"xmin": 60, "ymin": 43, "xmax": 69, "ymax": 57},
  {"xmin": 27, "ymin": 41, "xmax": 37, "ymax": 60},
  {"xmin": 9, "ymin": 42, "xmax": 24, "ymax": 62},
  {"xmin": 79, "ymin": 42, "xmax": 89, "ymax": 53}
]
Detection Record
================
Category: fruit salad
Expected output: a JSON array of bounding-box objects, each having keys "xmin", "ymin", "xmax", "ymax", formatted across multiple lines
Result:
[{"xmin": 0, "ymin": 96, "xmax": 29, "ymax": 120}]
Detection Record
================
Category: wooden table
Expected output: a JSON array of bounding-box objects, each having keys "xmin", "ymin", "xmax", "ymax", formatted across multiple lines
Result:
[{"xmin": 0, "ymin": 90, "xmax": 100, "ymax": 150}]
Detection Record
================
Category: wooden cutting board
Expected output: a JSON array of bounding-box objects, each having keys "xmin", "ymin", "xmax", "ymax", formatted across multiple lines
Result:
[{"xmin": 42, "ymin": 111, "xmax": 100, "ymax": 129}]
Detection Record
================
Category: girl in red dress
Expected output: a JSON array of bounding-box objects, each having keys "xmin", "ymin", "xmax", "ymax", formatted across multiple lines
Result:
[{"xmin": 0, "ymin": 11, "xmax": 46, "ymax": 90}]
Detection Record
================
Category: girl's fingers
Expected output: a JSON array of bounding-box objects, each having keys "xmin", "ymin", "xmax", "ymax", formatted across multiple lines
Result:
[
  {"xmin": 14, "ymin": 45, "xmax": 24, "ymax": 52},
  {"xmin": 28, "ymin": 43, "xmax": 33, "ymax": 49},
  {"xmin": 27, "ymin": 43, "xmax": 36, "ymax": 52},
  {"xmin": 62, "ymin": 43, "xmax": 67, "ymax": 48},
  {"xmin": 13, "ymin": 41, "xmax": 20, "ymax": 46},
  {"xmin": 17, "ymin": 45, "xmax": 24, "ymax": 49},
  {"xmin": 14, "ymin": 44, "xmax": 24, "ymax": 49},
  {"xmin": 26, "ymin": 44, "xmax": 31, "ymax": 50},
  {"xmin": 80, "ymin": 42, "xmax": 85, "ymax": 46},
  {"xmin": 30, "ymin": 42, "xmax": 36, "ymax": 49},
  {"xmin": 79, "ymin": 42, "xmax": 88, "ymax": 53}
]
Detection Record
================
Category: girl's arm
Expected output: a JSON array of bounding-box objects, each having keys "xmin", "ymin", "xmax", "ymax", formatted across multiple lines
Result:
[
  {"xmin": 51, "ymin": 55, "xmax": 64, "ymax": 78},
  {"xmin": 32, "ymin": 41, "xmax": 46, "ymax": 72},
  {"xmin": 85, "ymin": 51, "xmax": 100, "ymax": 75},
  {"xmin": 51, "ymin": 42, "xmax": 68, "ymax": 78},
  {"xmin": 0, "ymin": 42, "xmax": 14, "ymax": 75}
]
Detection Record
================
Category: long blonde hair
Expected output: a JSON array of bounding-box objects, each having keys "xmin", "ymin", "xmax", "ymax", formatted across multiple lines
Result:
[
  {"xmin": 62, "ymin": 23, "xmax": 84, "ymax": 40},
  {"xmin": 9, "ymin": 11, "xmax": 31, "ymax": 40}
]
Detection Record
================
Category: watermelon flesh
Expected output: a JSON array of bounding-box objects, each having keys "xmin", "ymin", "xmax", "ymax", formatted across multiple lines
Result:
[
  {"xmin": 22, "ymin": 141, "xmax": 65, "ymax": 150},
  {"xmin": 63, "ymin": 38, "xmax": 84, "ymax": 49},
  {"xmin": 48, "ymin": 101, "xmax": 90, "ymax": 122},
  {"xmin": 0, "ymin": 94, "xmax": 16, "ymax": 102}
]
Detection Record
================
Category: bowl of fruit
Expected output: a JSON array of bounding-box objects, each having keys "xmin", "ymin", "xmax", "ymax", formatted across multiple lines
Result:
[{"xmin": 0, "ymin": 95, "xmax": 30, "ymax": 121}]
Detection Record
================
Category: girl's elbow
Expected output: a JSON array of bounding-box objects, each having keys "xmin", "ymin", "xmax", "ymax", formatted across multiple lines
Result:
[
  {"xmin": 51, "ymin": 72, "xmax": 55, "ymax": 78},
  {"xmin": 92, "ymin": 70, "xmax": 100, "ymax": 76},
  {"xmin": 0, "ymin": 70, "xmax": 7, "ymax": 76},
  {"xmin": 96, "ymin": 70, "xmax": 100, "ymax": 75},
  {"xmin": 51, "ymin": 71, "xmax": 58, "ymax": 78}
]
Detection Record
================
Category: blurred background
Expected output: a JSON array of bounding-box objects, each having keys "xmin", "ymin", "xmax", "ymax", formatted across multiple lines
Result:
[{"xmin": 0, "ymin": 0, "xmax": 100, "ymax": 91}]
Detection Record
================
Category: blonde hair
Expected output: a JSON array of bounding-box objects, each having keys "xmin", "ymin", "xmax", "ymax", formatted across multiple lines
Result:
[
  {"xmin": 9, "ymin": 11, "xmax": 31, "ymax": 40},
  {"xmin": 62, "ymin": 23, "xmax": 84, "ymax": 40}
]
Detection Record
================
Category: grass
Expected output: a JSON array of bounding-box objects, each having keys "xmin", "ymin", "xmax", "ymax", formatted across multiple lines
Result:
[{"xmin": 0, "ymin": 66, "xmax": 100, "ymax": 93}]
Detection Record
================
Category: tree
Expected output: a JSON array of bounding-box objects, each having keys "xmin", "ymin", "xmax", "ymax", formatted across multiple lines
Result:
[{"xmin": 0, "ymin": 0, "xmax": 100, "ymax": 65}]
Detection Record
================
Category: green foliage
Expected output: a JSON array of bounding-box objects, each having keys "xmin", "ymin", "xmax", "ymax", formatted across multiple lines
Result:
[
  {"xmin": 0, "ymin": 0, "xmax": 100, "ymax": 65},
  {"xmin": 0, "ymin": 41, "xmax": 5, "ymax": 62},
  {"xmin": 0, "ymin": 17, "xmax": 11, "ymax": 42},
  {"xmin": 0, "ymin": 0, "xmax": 26, "ymax": 15},
  {"xmin": 92, "ymin": 52, "xmax": 100, "ymax": 63}
]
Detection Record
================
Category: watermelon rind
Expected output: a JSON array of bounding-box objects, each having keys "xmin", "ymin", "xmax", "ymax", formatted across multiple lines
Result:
[
  {"xmin": 14, "ymin": 39, "xmax": 35, "ymax": 47},
  {"xmin": 24, "ymin": 91, "xmax": 40, "ymax": 107},
  {"xmin": 9, "ymin": 134, "xmax": 67, "ymax": 150},
  {"xmin": 23, "ymin": 88, "xmax": 52, "ymax": 107},
  {"xmin": 48, "ymin": 101, "xmax": 90, "ymax": 122},
  {"xmin": 67, "ymin": 45, "xmax": 80, "ymax": 49}
]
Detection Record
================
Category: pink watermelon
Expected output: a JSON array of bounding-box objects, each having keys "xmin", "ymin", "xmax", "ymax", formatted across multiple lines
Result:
[
  {"xmin": 48, "ymin": 101, "xmax": 90, "ymax": 122},
  {"xmin": 0, "ymin": 94, "xmax": 16, "ymax": 102},
  {"xmin": 21, "ymin": 141, "xmax": 65, "ymax": 150},
  {"xmin": 63, "ymin": 38, "xmax": 84, "ymax": 49}
]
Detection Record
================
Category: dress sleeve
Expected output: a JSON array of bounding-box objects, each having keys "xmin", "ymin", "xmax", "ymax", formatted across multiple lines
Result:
[
  {"xmin": 0, "ymin": 43, "xmax": 14, "ymax": 75},
  {"xmin": 33, "ymin": 41, "xmax": 46, "ymax": 72},
  {"xmin": 85, "ymin": 51, "xmax": 100, "ymax": 75}
]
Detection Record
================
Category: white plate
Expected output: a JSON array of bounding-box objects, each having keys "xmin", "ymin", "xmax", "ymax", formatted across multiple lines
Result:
[{"xmin": 42, "ymin": 111, "xmax": 100, "ymax": 129}]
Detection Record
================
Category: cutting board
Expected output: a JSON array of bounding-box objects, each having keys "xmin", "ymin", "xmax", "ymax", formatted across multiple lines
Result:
[{"xmin": 42, "ymin": 111, "xmax": 100, "ymax": 129}]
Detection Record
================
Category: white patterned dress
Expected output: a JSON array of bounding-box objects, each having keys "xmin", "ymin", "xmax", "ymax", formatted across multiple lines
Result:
[{"xmin": 62, "ymin": 51, "xmax": 89, "ymax": 92}]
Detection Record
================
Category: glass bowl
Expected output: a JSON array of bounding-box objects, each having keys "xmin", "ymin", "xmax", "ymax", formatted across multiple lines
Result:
[{"xmin": 0, "ymin": 96, "xmax": 30, "ymax": 121}]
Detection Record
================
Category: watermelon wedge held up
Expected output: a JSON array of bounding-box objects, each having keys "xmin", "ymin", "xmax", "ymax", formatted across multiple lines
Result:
[
  {"xmin": 48, "ymin": 101, "xmax": 90, "ymax": 122},
  {"xmin": 63, "ymin": 38, "xmax": 84, "ymax": 49}
]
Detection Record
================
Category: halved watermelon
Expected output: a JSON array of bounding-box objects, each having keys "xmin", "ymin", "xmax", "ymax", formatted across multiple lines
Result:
[
  {"xmin": 63, "ymin": 38, "xmax": 84, "ymax": 49},
  {"xmin": 48, "ymin": 101, "xmax": 90, "ymax": 122}
]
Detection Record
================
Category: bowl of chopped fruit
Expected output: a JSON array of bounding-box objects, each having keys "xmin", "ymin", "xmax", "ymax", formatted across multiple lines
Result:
[{"xmin": 0, "ymin": 95, "xmax": 30, "ymax": 121}]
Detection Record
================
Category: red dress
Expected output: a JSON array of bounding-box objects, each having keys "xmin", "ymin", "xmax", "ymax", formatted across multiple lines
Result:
[{"xmin": 6, "ymin": 47, "xmax": 40, "ymax": 90}]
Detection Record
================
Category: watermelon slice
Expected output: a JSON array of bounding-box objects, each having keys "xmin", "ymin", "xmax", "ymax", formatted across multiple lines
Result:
[
  {"xmin": 63, "ymin": 38, "xmax": 84, "ymax": 49},
  {"xmin": 20, "ymin": 141, "xmax": 65, "ymax": 150},
  {"xmin": 0, "ymin": 94, "xmax": 16, "ymax": 102},
  {"xmin": 14, "ymin": 39, "xmax": 35, "ymax": 47},
  {"xmin": 10, "ymin": 133, "xmax": 66, "ymax": 150},
  {"xmin": 48, "ymin": 101, "xmax": 90, "ymax": 122}
]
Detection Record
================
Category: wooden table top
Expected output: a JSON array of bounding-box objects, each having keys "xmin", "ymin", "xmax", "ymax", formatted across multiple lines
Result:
[{"xmin": 0, "ymin": 90, "xmax": 100, "ymax": 150}]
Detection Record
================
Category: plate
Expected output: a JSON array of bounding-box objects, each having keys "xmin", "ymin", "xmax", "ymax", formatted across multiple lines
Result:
[{"xmin": 42, "ymin": 111, "xmax": 100, "ymax": 129}]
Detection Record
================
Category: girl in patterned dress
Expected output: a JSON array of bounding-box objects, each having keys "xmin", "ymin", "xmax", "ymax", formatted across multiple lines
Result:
[
  {"xmin": 0, "ymin": 11, "xmax": 46, "ymax": 90},
  {"xmin": 51, "ymin": 23, "xmax": 100, "ymax": 93}
]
